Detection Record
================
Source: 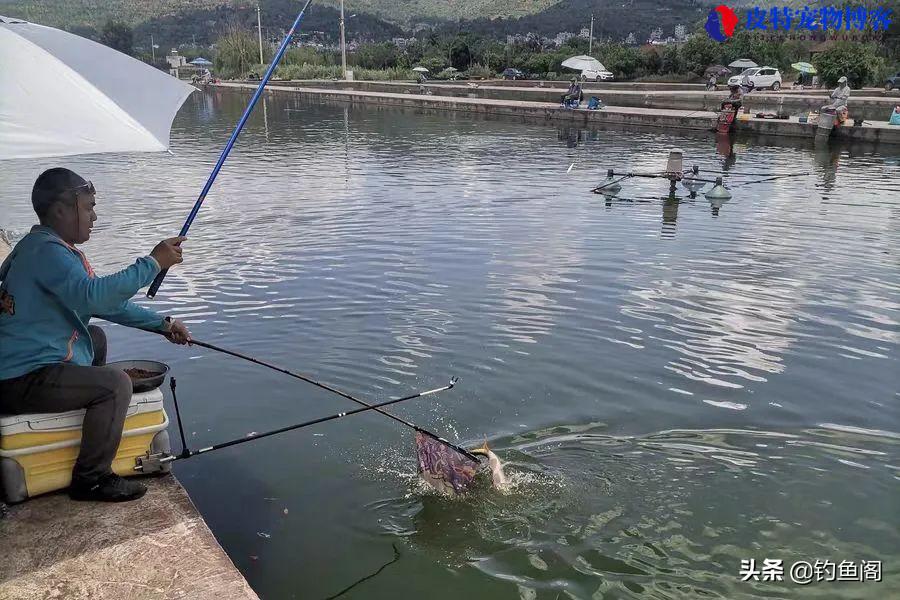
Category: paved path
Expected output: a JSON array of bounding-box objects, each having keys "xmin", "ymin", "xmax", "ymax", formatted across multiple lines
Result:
[{"xmin": 0, "ymin": 476, "xmax": 258, "ymax": 600}]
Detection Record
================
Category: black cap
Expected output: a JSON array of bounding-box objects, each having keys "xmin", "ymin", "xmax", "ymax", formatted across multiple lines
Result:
[{"xmin": 32, "ymin": 168, "xmax": 85, "ymax": 218}]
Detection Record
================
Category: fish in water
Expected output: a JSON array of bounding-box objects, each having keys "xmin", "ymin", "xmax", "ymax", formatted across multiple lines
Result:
[
  {"xmin": 415, "ymin": 431, "xmax": 479, "ymax": 495},
  {"xmin": 471, "ymin": 441, "xmax": 509, "ymax": 490},
  {"xmin": 414, "ymin": 433, "xmax": 509, "ymax": 495}
]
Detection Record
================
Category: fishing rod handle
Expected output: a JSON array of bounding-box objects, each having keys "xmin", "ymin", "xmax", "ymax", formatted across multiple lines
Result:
[{"xmin": 147, "ymin": 267, "xmax": 168, "ymax": 298}]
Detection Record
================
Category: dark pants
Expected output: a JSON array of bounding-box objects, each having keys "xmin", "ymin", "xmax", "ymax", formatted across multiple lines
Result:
[{"xmin": 0, "ymin": 325, "xmax": 131, "ymax": 483}]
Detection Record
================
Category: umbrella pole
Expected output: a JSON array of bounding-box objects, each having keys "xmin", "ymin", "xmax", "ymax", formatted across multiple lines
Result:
[{"xmin": 147, "ymin": 0, "xmax": 315, "ymax": 298}]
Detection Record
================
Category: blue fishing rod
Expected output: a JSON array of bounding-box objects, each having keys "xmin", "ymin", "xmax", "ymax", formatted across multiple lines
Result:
[{"xmin": 147, "ymin": 0, "xmax": 315, "ymax": 298}]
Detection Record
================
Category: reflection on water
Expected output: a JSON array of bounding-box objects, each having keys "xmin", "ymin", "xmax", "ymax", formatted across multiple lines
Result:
[{"xmin": 0, "ymin": 91, "xmax": 898, "ymax": 598}]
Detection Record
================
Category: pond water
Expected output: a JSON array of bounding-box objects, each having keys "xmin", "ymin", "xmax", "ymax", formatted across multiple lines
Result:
[{"xmin": 1, "ymin": 90, "xmax": 898, "ymax": 599}]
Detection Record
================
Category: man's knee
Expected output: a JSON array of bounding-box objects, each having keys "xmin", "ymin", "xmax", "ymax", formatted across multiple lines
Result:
[{"xmin": 95, "ymin": 367, "xmax": 133, "ymax": 408}]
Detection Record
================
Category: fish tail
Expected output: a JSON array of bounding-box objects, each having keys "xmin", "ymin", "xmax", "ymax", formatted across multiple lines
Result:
[{"xmin": 469, "ymin": 438, "xmax": 492, "ymax": 457}]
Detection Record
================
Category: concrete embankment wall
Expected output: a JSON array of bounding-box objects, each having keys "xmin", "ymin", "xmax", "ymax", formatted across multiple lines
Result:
[
  {"xmin": 268, "ymin": 80, "xmax": 898, "ymax": 121},
  {"xmin": 215, "ymin": 83, "xmax": 900, "ymax": 145},
  {"xmin": 237, "ymin": 83, "xmax": 720, "ymax": 131}
]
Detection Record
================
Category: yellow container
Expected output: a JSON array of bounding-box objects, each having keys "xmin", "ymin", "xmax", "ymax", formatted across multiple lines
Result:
[{"xmin": 0, "ymin": 388, "xmax": 169, "ymax": 503}]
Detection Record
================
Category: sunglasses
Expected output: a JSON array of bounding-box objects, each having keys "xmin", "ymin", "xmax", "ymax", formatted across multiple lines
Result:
[{"xmin": 63, "ymin": 181, "xmax": 95, "ymax": 196}]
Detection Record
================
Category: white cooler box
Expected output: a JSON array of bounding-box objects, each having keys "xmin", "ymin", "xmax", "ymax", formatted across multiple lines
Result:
[{"xmin": 0, "ymin": 388, "xmax": 170, "ymax": 503}]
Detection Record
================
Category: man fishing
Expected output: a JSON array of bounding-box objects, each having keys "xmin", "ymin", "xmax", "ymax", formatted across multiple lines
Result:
[
  {"xmin": 561, "ymin": 77, "xmax": 583, "ymax": 107},
  {"xmin": 0, "ymin": 168, "xmax": 191, "ymax": 502},
  {"xmin": 822, "ymin": 76, "xmax": 851, "ymax": 111},
  {"xmin": 721, "ymin": 83, "xmax": 744, "ymax": 111}
]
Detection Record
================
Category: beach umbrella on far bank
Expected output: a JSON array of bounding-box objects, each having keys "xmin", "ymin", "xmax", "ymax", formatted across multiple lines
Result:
[
  {"xmin": 190, "ymin": 57, "xmax": 213, "ymax": 67},
  {"xmin": 412, "ymin": 66, "xmax": 429, "ymax": 73},
  {"xmin": 705, "ymin": 64, "xmax": 731, "ymax": 76},
  {"xmin": 562, "ymin": 55, "xmax": 605, "ymax": 72},
  {"xmin": 728, "ymin": 58, "xmax": 758, "ymax": 69},
  {"xmin": 0, "ymin": 15, "xmax": 195, "ymax": 159},
  {"xmin": 791, "ymin": 62, "xmax": 816, "ymax": 74}
]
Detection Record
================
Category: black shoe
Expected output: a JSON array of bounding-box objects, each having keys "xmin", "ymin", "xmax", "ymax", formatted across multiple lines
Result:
[{"xmin": 69, "ymin": 473, "xmax": 147, "ymax": 502}]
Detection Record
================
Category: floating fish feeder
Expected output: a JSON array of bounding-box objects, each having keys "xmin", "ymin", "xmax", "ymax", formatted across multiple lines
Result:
[
  {"xmin": 593, "ymin": 149, "xmax": 720, "ymax": 198},
  {"xmin": 705, "ymin": 176, "xmax": 732, "ymax": 201},
  {"xmin": 593, "ymin": 168, "xmax": 623, "ymax": 196},
  {"xmin": 681, "ymin": 165, "xmax": 707, "ymax": 196}
]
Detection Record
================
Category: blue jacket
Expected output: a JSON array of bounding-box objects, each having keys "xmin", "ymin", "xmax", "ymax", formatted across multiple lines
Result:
[{"xmin": 0, "ymin": 226, "xmax": 166, "ymax": 380}]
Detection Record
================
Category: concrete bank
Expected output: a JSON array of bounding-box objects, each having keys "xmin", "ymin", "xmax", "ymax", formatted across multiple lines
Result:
[
  {"xmin": 269, "ymin": 80, "xmax": 898, "ymax": 121},
  {"xmin": 218, "ymin": 83, "xmax": 900, "ymax": 146},
  {"xmin": 222, "ymin": 82, "xmax": 719, "ymax": 131},
  {"xmin": 0, "ymin": 476, "xmax": 259, "ymax": 600}
]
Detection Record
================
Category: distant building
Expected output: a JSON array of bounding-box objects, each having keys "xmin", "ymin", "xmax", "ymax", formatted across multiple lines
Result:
[
  {"xmin": 165, "ymin": 50, "xmax": 188, "ymax": 78},
  {"xmin": 625, "ymin": 32, "xmax": 636, "ymax": 45},
  {"xmin": 648, "ymin": 27, "xmax": 663, "ymax": 44},
  {"xmin": 166, "ymin": 50, "xmax": 187, "ymax": 69},
  {"xmin": 578, "ymin": 27, "xmax": 590, "ymax": 39},
  {"xmin": 674, "ymin": 24, "xmax": 687, "ymax": 42},
  {"xmin": 555, "ymin": 31, "xmax": 574, "ymax": 46}
]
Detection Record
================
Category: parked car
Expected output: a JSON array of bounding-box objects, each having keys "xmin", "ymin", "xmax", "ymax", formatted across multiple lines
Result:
[
  {"xmin": 885, "ymin": 72, "xmax": 900, "ymax": 91},
  {"xmin": 501, "ymin": 68, "xmax": 526, "ymax": 80},
  {"xmin": 728, "ymin": 66, "xmax": 782, "ymax": 90},
  {"xmin": 581, "ymin": 69, "xmax": 614, "ymax": 82}
]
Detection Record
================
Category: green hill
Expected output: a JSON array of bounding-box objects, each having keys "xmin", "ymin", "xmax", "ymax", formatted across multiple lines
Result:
[
  {"xmin": 0, "ymin": 0, "xmax": 557, "ymax": 29},
  {"xmin": 338, "ymin": 0, "xmax": 558, "ymax": 24},
  {"xmin": 0, "ymin": 0, "xmax": 225, "ymax": 27}
]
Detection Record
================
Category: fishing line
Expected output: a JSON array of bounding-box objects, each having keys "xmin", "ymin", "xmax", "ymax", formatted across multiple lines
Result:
[
  {"xmin": 692, "ymin": 169, "xmax": 810, "ymax": 177},
  {"xmin": 730, "ymin": 172, "xmax": 811, "ymax": 186},
  {"xmin": 322, "ymin": 543, "xmax": 401, "ymax": 600},
  {"xmin": 142, "ymin": 329, "xmax": 478, "ymax": 463},
  {"xmin": 186, "ymin": 338, "xmax": 478, "ymax": 462}
]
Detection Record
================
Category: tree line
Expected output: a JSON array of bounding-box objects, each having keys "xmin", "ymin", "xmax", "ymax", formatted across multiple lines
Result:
[
  {"xmin": 216, "ymin": 28, "xmax": 890, "ymax": 87},
  {"xmin": 87, "ymin": 17, "xmax": 894, "ymax": 87}
]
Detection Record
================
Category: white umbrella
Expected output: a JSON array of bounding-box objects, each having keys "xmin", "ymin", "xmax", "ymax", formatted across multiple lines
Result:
[
  {"xmin": 728, "ymin": 58, "xmax": 758, "ymax": 69},
  {"xmin": 0, "ymin": 15, "xmax": 195, "ymax": 160},
  {"xmin": 412, "ymin": 66, "xmax": 429, "ymax": 73},
  {"xmin": 561, "ymin": 55, "xmax": 605, "ymax": 72}
]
